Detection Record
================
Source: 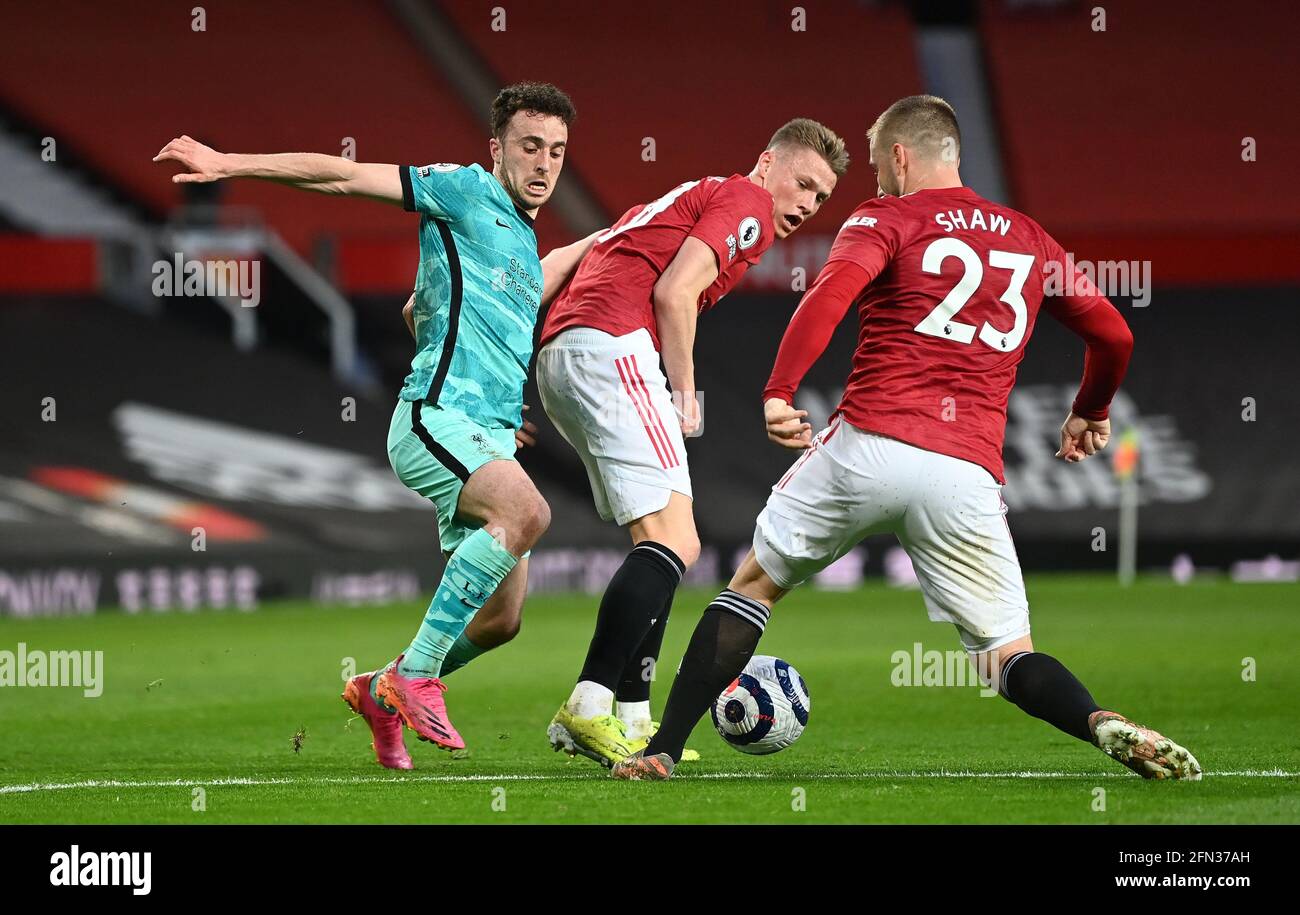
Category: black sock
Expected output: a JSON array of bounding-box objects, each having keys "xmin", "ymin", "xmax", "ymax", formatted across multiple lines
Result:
[
  {"xmin": 644, "ymin": 589, "xmax": 768, "ymax": 763},
  {"xmin": 577, "ymin": 542, "xmax": 684, "ymax": 691},
  {"xmin": 999, "ymin": 652, "xmax": 1102, "ymax": 743},
  {"xmin": 616, "ymin": 605, "xmax": 671, "ymax": 704}
]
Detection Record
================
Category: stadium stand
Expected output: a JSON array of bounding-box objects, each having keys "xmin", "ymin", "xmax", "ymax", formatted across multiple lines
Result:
[
  {"xmin": 981, "ymin": 0, "xmax": 1299, "ymax": 282},
  {"xmin": 438, "ymin": 0, "xmax": 922, "ymax": 237},
  {"xmin": 0, "ymin": 1, "xmax": 499, "ymax": 255}
]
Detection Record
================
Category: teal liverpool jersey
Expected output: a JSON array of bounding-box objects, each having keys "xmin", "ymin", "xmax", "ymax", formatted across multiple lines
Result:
[{"xmin": 398, "ymin": 162, "xmax": 543, "ymax": 430}]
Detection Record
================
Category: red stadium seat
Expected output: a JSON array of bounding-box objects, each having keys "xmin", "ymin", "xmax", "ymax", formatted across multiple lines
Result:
[
  {"xmin": 0, "ymin": 1, "xmax": 496, "ymax": 255},
  {"xmin": 981, "ymin": 0, "xmax": 1298, "ymax": 282},
  {"xmin": 437, "ymin": 0, "xmax": 922, "ymax": 240}
]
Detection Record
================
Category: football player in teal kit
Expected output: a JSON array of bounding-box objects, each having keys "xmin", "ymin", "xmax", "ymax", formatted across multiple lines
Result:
[{"xmin": 154, "ymin": 82, "xmax": 593, "ymax": 767}]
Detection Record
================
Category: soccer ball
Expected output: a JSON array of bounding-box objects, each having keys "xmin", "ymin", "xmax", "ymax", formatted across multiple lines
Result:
[{"xmin": 710, "ymin": 655, "xmax": 810, "ymax": 755}]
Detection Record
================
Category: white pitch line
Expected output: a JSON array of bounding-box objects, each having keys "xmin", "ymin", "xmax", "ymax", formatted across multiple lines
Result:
[
  {"xmin": 700, "ymin": 769, "xmax": 1299, "ymax": 780},
  {"xmin": 1, "ymin": 769, "xmax": 1296, "ymax": 795},
  {"xmin": 0, "ymin": 774, "xmax": 571, "ymax": 795}
]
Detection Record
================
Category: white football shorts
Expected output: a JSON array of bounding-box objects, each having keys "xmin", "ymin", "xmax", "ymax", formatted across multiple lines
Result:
[
  {"xmin": 753, "ymin": 418, "xmax": 1031, "ymax": 653},
  {"xmin": 537, "ymin": 327, "xmax": 692, "ymax": 525}
]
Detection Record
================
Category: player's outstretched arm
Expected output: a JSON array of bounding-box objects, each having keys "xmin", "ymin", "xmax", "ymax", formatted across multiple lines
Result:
[
  {"xmin": 540, "ymin": 229, "xmax": 603, "ymax": 310},
  {"xmin": 153, "ymin": 135, "xmax": 403, "ymax": 204},
  {"xmin": 653, "ymin": 237, "xmax": 719, "ymax": 435}
]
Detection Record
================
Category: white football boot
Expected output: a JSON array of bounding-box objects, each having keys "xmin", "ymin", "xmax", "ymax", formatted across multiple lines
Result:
[{"xmin": 1089, "ymin": 711, "xmax": 1202, "ymax": 780}]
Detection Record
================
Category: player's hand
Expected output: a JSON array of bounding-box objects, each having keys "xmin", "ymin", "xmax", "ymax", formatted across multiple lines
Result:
[
  {"xmin": 515, "ymin": 405, "xmax": 539, "ymax": 450},
  {"xmin": 1055, "ymin": 412, "xmax": 1110, "ymax": 463},
  {"xmin": 673, "ymin": 389, "xmax": 701, "ymax": 436},
  {"xmin": 153, "ymin": 135, "xmax": 228, "ymax": 183},
  {"xmin": 765, "ymin": 397, "xmax": 812, "ymax": 450}
]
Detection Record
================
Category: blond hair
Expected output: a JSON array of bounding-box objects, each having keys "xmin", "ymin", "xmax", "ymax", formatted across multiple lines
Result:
[
  {"xmin": 767, "ymin": 118, "xmax": 850, "ymax": 176},
  {"xmin": 868, "ymin": 95, "xmax": 961, "ymax": 163}
]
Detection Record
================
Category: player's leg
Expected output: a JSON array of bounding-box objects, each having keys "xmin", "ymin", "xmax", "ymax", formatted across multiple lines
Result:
[
  {"xmin": 973, "ymin": 631, "xmax": 1201, "ymax": 780},
  {"xmin": 611, "ymin": 610, "xmax": 700, "ymax": 761},
  {"xmin": 898, "ymin": 450, "xmax": 1102, "ymax": 742},
  {"xmin": 602, "ymin": 497, "xmax": 707, "ymax": 757},
  {"xmin": 615, "ymin": 550, "xmax": 787, "ymax": 779},
  {"xmin": 901, "ymin": 448, "xmax": 1200, "ymax": 779},
  {"xmin": 970, "ymin": 634, "xmax": 1200, "ymax": 778},
  {"xmin": 345, "ymin": 398, "xmax": 434, "ymax": 767},
  {"xmin": 538, "ymin": 328, "xmax": 696, "ymax": 765},
  {"xmin": 394, "ymin": 420, "xmax": 547, "ymax": 675},
  {"xmin": 617, "ymin": 420, "xmax": 881, "ymax": 780},
  {"xmin": 614, "ymin": 611, "xmax": 666, "ymax": 738},
  {"xmin": 568, "ymin": 494, "xmax": 697, "ymax": 722},
  {"xmin": 376, "ymin": 403, "xmax": 548, "ymax": 750},
  {"xmin": 439, "ymin": 556, "xmax": 529, "ymax": 677},
  {"xmin": 392, "ymin": 457, "xmax": 547, "ymax": 678}
]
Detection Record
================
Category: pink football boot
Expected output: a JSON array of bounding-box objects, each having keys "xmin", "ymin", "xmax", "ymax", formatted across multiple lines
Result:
[
  {"xmin": 342, "ymin": 671, "xmax": 413, "ymax": 770},
  {"xmin": 375, "ymin": 656, "xmax": 466, "ymax": 751}
]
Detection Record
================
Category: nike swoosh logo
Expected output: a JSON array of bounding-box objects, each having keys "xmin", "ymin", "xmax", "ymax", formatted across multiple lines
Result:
[{"xmin": 496, "ymin": 218, "xmax": 511, "ymax": 229}]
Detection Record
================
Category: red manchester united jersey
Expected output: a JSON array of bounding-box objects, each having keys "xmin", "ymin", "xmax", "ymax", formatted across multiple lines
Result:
[
  {"xmin": 765, "ymin": 186, "xmax": 1114, "ymax": 483},
  {"xmin": 541, "ymin": 174, "xmax": 775, "ymax": 349}
]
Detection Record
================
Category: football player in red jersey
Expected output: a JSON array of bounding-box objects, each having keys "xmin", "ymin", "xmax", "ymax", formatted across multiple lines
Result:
[
  {"xmin": 535, "ymin": 119, "xmax": 849, "ymax": 766},
  {"xmin": 615, "ymin": 96, "xmax": 1200, "ymax": 782}
]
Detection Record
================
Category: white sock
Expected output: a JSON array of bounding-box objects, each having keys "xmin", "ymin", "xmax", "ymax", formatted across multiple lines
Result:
[
  {"xmin": 618, "ymin": 701, "xmax": 653, "ymax": 739},
  {"xmin": 567, "ymin": 680, "xmax": 614, "ymax": 718}
]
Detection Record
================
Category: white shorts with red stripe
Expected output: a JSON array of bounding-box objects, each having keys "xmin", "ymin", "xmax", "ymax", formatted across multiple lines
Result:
[
  {"xmin": 537, "ymin": 327, "xmax": 691, "ymax": 525},
  {"xmin": 755, "ymin": 418, "xmax": 1030, "ymax": 653}
]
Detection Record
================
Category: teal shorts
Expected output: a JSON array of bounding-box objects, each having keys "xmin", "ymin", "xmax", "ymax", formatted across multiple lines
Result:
[{"xmin": 387, "ymin": 398, "xmax": 517, "ymax": 554}]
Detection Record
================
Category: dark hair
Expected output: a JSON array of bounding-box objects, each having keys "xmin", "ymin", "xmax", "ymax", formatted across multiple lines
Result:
[{"xmin": 490, "ymin": 82, "xmax": 577, "ymax": 138}]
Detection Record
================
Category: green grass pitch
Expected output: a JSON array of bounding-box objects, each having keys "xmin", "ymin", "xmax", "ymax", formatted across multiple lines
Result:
[{"xmin": 1, "ymin": 575, "xmax": 1296, "ymax": 824}]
